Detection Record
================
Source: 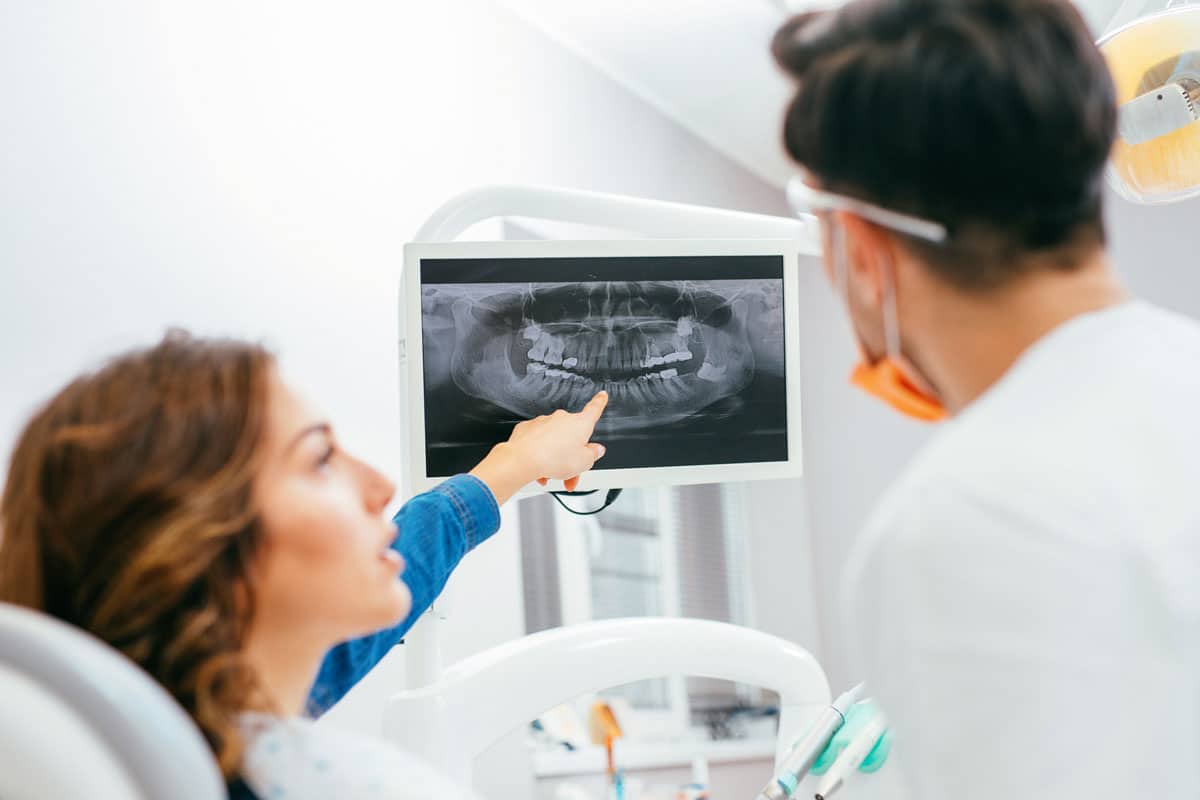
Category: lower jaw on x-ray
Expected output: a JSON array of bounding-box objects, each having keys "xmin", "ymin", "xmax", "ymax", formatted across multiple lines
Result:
[{"xmin": 420, "ymin": 265, "xmax": 787, "ymax": 477}]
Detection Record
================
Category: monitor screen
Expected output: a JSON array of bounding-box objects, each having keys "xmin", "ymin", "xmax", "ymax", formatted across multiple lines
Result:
[{"xmin": 403, "ymin": 240, "xmax": 801, "ymax": 492}]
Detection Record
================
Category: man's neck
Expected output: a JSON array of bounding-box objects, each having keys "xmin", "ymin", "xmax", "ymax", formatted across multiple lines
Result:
[{"xmin": 913, "ymin": 250, "xmax": 1129, "ymax": 415}]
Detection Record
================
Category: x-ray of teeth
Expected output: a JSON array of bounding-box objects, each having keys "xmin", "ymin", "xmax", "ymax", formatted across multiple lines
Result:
[{"xmin": 419, "ymin": 259, "xmax": 788, "ymax": 476}]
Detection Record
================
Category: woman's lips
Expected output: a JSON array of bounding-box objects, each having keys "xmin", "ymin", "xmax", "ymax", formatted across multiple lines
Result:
[{"xmin": 378, "ymin": 548, "xmax": 404, "ymax": 574}]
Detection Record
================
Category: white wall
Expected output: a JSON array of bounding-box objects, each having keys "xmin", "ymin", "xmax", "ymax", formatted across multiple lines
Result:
[{"xmin": 0, "ymin": 0, "xmax": 788, "ymax": 488}]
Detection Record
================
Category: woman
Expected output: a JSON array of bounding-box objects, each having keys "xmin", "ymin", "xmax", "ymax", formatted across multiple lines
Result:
[{"xmin": 0, "ymin": 330, "xmax": 607, "ymax": 798}]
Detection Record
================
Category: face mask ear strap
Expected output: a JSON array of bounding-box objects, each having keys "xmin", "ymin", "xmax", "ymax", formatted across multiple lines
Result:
[
  {"xmin": 834, "ymin": 214, "xmax": 901, "ymax": 359},
  {"xmin": 880, "ymin": 261, "xmax": 901, "ymax": 359},
  {"xmin": 831, "ymin": 217, "xmax": 850, "ymax": 300}
]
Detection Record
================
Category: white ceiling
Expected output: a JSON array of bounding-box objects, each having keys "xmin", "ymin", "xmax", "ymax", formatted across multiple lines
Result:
[
  {"xmin": 495, "ymin": 0, "xmax": 802, "ymax": 188},
  {"xmin": 493, "ymin": 0, "xmax": 1128, "ymax": 190}
]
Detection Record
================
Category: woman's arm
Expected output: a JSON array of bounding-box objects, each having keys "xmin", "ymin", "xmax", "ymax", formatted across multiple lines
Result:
[{"xmin": 306, "ymin": 392, "xmax": 607, "ymax": 715}]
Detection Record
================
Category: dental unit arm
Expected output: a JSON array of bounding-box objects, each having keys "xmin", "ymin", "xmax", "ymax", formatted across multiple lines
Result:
[{"xmin": 411, "ymin": 184, "xmax": 816, "ymax": 245}]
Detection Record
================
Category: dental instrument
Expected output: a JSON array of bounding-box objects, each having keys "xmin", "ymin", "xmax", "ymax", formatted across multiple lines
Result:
[
  {"xmin": 590, "ymin": 701, "xmax": 625, "ymax": 799},
  {"xmin": 755, "ymin": 683, "xmax": 866, "ymax": 800},
  {"xmin": 812, "ymin": 710, "xmax": 890, "ymax": 800}
]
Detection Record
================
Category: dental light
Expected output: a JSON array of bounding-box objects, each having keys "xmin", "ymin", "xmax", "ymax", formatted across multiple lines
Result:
[{"xmin": 1098, "ymin": 0, "xmax": 1200, "ymax": 203}]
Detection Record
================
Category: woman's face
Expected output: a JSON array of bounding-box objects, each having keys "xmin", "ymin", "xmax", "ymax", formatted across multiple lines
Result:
[{"xmin": 250, "ymin": 371, "xmax": 410, "ymax": 645}]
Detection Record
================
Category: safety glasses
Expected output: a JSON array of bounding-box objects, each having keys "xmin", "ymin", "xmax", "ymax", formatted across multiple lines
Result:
[{"xmin": 786, "ymin": 177, "xmax": 948, "ymax": 244}]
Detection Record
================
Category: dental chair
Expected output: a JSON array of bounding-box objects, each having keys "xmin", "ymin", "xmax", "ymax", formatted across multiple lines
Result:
[
  {"xmin": 0, "ymin": 600, "xmax": 832, "ymax": 800},
  {"xmin": 0, "ymin": 602, "xmax": 225, "ymax": 800}
]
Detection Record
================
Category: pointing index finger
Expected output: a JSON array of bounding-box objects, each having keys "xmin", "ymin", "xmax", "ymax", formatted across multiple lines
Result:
[{"xmin": 577, "ymin": 391, "xmax": 608, "ymax": 424}]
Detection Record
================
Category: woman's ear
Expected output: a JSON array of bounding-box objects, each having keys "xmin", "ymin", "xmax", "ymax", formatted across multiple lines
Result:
[{"xmin": 839, "ymin": 211, "xmax": 896, "ymax": 312}]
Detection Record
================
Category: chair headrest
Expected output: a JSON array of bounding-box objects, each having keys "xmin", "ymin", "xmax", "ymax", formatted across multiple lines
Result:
[{"xmin": 0, "ymin": 603, "xmax": 225, "ymax": 800}]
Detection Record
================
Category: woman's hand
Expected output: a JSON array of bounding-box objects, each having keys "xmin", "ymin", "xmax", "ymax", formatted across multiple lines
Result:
[{"xmin": 470, "ymin": 392, "xmax": 609, "ymax": 505}]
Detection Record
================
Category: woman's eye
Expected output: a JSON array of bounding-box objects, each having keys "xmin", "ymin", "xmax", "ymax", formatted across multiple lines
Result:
[{"xmin": 316, "ymin": 445, "xmax": 336, "ymax": 469}]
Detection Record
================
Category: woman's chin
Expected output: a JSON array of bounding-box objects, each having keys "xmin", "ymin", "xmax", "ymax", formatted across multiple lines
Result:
[
  {"xmin": 387, "ymin": 581, "xmax": 413, "ymax": 624},
  {"xmin": 346, "ymin": 581, "xmax": 411, "ymax": 638}
]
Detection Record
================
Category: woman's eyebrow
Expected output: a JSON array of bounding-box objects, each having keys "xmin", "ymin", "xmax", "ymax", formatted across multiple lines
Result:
[{"xmin": 284, "ymin": 422, "xmax": 332, "ymax": 455}]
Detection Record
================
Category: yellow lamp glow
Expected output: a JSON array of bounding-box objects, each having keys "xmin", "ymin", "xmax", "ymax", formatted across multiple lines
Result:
[{"xmin": 1099, "ymin": 4, "xmax": 1200, "ymax": 203}]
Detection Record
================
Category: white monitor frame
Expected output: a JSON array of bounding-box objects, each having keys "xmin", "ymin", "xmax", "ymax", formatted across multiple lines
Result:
[{"xmin": 400, "ymin": 238, "xmax": 805, "ymax": 498}]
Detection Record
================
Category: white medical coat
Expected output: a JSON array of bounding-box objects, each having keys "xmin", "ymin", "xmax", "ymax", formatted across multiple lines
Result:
[{"xmin": 843, "ymin": 301, "xmax": 1200, "ymax": 799}]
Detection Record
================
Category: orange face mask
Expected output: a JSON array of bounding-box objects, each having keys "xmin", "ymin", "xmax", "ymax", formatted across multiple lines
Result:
[{"xmin": 850, "ymin": 355, "xmax": 947, "ymax": 423}]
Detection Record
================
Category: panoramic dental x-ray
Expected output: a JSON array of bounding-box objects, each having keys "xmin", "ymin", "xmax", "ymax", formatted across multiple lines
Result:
[{"xmin": 419, "ymin": 255, "xmax": 788, "ymax": 477}]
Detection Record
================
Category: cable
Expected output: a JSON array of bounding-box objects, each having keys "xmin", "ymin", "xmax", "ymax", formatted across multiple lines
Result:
[{"xmin": 549, "ymin": 488, "xmax": 624, "ymax": 515}]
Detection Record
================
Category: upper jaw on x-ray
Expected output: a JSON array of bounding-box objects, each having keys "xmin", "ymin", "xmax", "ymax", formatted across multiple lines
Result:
[{"xmin": 430, "ymin": 281, "xmax": 776, "ymax": 434}]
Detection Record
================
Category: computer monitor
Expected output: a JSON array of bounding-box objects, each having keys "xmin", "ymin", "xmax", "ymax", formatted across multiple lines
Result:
[{"xmin": 400, "ymin": 239, "xmax": 804, "ymax": 495}]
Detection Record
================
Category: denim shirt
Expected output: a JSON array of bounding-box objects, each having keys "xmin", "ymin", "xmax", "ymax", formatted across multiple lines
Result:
[{"xmin": 304, "ymin": 474, "xmax": 501, "ymax": 715}]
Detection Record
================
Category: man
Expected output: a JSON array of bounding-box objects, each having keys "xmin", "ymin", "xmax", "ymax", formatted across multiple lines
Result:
[{"xmin": 774, "ymin": 1, "xmax": 1200, "ymax": 796}]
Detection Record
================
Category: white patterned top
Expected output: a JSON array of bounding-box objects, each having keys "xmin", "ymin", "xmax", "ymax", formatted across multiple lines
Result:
[{"xmin": 238, "ymin": 713, "xmax": 486, "ymax": 800}]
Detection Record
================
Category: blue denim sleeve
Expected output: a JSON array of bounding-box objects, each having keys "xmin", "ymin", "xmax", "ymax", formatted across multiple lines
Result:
[{"xmin": 306, "ymin": 474, "xmax": 501, "ymax": 715}]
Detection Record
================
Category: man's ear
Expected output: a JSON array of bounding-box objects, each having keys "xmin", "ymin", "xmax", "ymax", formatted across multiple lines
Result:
[{"xmin": 838, "ymin": 211, "xmax": 896, "ymax": 312}]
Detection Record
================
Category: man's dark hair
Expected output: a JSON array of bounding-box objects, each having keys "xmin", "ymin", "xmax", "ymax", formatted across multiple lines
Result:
[{"xmin": 774, "ymin": 0, "xmax": 1117, "ymax": 290}]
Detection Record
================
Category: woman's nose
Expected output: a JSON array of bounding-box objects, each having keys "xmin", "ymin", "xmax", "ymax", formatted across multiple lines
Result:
[
  {"xmin": 355, "ymin": 457, "xmax": 395, "ymax": 513},
  {"xmin": 372, "ymin": 471, "xmax": 396, "ymax": 513}
]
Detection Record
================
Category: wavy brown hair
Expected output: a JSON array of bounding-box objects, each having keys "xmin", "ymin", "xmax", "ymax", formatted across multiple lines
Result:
[{"xmin": 0, "ymin": 330, "xmax": 274, "ymax": 778}]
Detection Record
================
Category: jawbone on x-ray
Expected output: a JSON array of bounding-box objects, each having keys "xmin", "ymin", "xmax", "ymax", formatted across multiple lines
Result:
[{"xmin": 424, "ymin": 280, "xmax": 783, "ymax": 433}]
